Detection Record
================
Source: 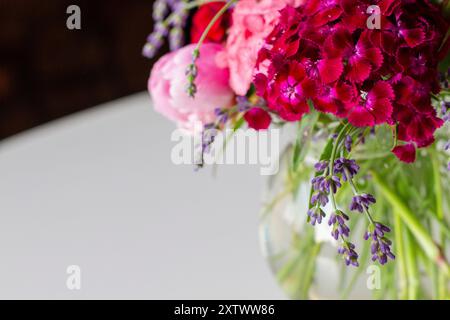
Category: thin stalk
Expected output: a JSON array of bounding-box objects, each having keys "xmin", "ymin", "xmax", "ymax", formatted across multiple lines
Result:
[
  {"xmin": 184, "ymin": 0, "xmax": 227, "ymax": 10},
  {"xmin": 194, "ymin": 0, "xmax": 236, "ymax": 52},
  {"xmin": 329, "ymin": 122, "xmax": 351, "ymax": 174},
  {"xmin": 394, "ymin": 213, "xmax": 409, "ymax": 299},
  {"xmin": 404, "ymin": 229, "xmax": 420, "ymax": 299},
  {"xmin": 346, "ymin": 170, "xmax": 375, "ymax": 225},
  {"xmin": 299, "ymin": 243, "xmax": 321, "ymax": 299},
  {"xmin": 431, "ymin": 148, "xmax": 448, "ymax": 299}
]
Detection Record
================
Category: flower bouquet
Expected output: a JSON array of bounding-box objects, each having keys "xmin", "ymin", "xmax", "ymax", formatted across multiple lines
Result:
[{"xmin": 145, "ymin": 0, "xmax": 450, "ymax": 299}]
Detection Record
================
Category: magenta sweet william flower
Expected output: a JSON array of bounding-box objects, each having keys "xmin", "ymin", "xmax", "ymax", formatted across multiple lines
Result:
[
  {"xmin": 244, "ymin": 108, "xmax": 272, "ymax": 130},
  {"xmin": 253, "ymin": 0, "xmax": 449, "ymax": 162},
  {"xmin": 255, "ymin": 61, "xmax": 315, "ymax": 121}
]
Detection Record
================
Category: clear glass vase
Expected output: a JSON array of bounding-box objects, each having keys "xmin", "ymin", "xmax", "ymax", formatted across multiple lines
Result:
[{"xmin": 258, "ymin": 122, "xmax": 450, "ymax": 300}]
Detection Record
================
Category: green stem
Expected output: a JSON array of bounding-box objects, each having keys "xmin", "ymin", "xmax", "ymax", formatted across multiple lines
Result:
[
  {"xmin": 300, "ymin": 243, "xmax": 321, "ymax": 299},
  {"xmin": 184, "ymin": 0, "xmax": 227, "ymax": 10},
  {"xmin": 431, "ymin": 148, "xmax": 447, "ymax": 299},
  {"xmin": 394, "ymin": 213, "xmax": 409, "ymax": 299},
  {"xmin": 194, "ymin": 0, "xmax": 236, "ymax": 52},
  {"xmin": 372, "ymin": 171, "xmax": 449, "ymax": 275},
  {"xmin": 404, "ymin": 229, "xmax": 420, "ymax": 299},
  {"xmin": 329, "ymin": 122, "xmax": 351, "ymax": 174},
  {"xmin": 346, "ymin": 168, "xmax": 375, "ymax": 225}
]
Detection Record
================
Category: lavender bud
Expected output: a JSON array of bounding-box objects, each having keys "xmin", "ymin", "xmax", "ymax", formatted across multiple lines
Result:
[
  {"xmin": 364, "ymin": 222, "xmax": 395, "ymax": 265},
  {"xmin": 345, "ymin": 135, "xmax": 352, "ymax": 153},
  {"xmin": 169, "ymin": 27, "xmax": 184, "ymax": 51},
  {"xmin": 314, "ymin": 161, "xmax": 329, "ymax": 172},
  {"xmin": 236, "ymin": 96, "xmax": 250, "ymax": 112},
  {"xmin": 153, "ymin": 0, "xmax": 169, "ymax": 21}
]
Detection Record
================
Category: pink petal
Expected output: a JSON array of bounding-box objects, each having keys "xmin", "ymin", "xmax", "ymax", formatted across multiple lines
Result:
[
  {"xmin": 363, "ymin": 47, "xmax": 384, "ymax": 69},
  {"xmin": 301, "ymin": 77, "xmax": 318, "ymax": 98},
  {"xmin": 346, "ymin": 57, "xmax": 372, "ymax": 83},
  {"xmin": 369, "ymin": 98, "xmax": 393, "ymax": 125},
  {"xmin": 392, "ymin": 144, "xmax": 416, "ymax": 163},
  {"xmin": 244, "ymin": 108, "xmax": 272, "ymax": 130},
  {"xmin": 400, "ymin": 28, "xmax": 426, "ymax": 48},
  {"xmin": 369, "ymin": 81, "xmax": 395, "ymax": 100},
  {"xmin": 348, "ymin": 105, "xmax": 376, "ymax": 127},
  {"xmin": 318, "ymin": 58, "xmax": 344, "ymax": 84},
  {"xmin": 313, "ymin": 96, "xmax": 337, "ymax": 114}
]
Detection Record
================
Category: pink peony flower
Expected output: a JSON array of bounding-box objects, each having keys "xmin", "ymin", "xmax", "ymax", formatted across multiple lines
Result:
[
  {"xmin": 224, "ymin": 0, "xmax": 305, "ymax": 95},
  {"xmin": 148, "ymin": 43, "xmax": 234, "ymax": 132}
]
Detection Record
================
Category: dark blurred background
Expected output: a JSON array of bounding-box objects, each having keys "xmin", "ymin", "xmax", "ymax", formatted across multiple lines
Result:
[{"xmin": 0, "ymin": 0, "xmax": 162, "ymax": 140}]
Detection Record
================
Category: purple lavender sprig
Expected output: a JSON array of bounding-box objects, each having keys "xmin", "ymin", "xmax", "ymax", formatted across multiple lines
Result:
[
  {"xmin": 309, "ymin": 166, "xmax": 359, "ymax": 266},
  {"xmin": 350, "ymin": 193, "xmax": 376, "ymax": 213},
  {"xmin": 338, "ymin": 241, "xmax": 359, "ymax": 267},
  {"xmin": 328, "ymin": 210, "xmax": 350, "ymax": 240},
  {"xmin": 441, "ymin": 100, "xmax": 450, "ymax": 122},
  {"xmin": 307, "ymin": 207, "xmax": 326, "ymax": 226},
  {"xmin": 344, "ymin": 135, "xmax": 352, "ymax": 153},
  {"xmin": 143, "ymin": 0, "xmax": 189, "ymax": 59},
  {"xmin": 334, "ymin": 158, "xmax": 360, "ymax": 181},
  {"xmin": 185, "ymin": 48, "xmax": 200, "ymax": 97},
  {"xmin": 236, "ymin": 96, "xmax": 251, "ymax": 112},
  {"xmin": 169, "ymin": 1, "xmax": 188, "ymax": 50},
  {"xmin": 364, "ymin": 222, "xmax": 395, "ymax": 265},
  {"xmin": 340, "ymin": 162, "xmax": 395, "ymax": 265}
]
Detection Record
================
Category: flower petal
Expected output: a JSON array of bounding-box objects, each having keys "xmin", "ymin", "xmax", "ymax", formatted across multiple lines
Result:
[
  {"xmin": 346, "ymin": 57, "xmax": 372, "ymax": 83},
  {"xmin": 318, "ymin": 58, "xmax": 343, "ymax": 84},
  {"xmin": 244, "ymin": 108, "xmax": 272, "ymax": 130},
  {"xmin": 392, "ymin": 144, "xmax": 416, "ymax": 163},
  {"xmin": 400, "ymin": 28, "xmax": 426, "ymax": 48}
]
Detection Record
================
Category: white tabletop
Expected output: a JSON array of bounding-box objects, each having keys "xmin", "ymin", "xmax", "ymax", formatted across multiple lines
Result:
[{"xmin": 0, "ymin": 93, "xmax": 285, "ymax": 299}]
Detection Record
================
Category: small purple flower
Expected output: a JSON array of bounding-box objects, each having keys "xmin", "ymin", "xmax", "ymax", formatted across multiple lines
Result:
[
  {"xmin": 143, "ymin": 0, "xmax": 188, "ymax": 59},
  {"xmin": 445, "ymin": 141, "xmax": 450, "ymax": 151},
  {"xmin": 307, "ymin": 207, "xmax": 326, "ymax": 226},
  {"xmin": 311, "ymin": 176, "xmax": 326, "ymax": 192},
  {"xmin": 328, "ymin": 175, "xmax": 341, "ymax": 194},
  {"xmin": 153, "ymin": 0, "xmax": 169, "ymax": 21},
  {"xmin": 311, "ymin": 175, "xmax": 340, "ymax": 194},
  {"xmin": 328, "ymin": 210, "xmax": 350, "ymax": 240},
  {"xmin": 338, "ymin": 241, "xmax": 359, "ymax": 267},
  {"xmin": 350, "ymin": 193, "xmax": 376, "ymax": 213},
  {"xmin": 345, "ymin": 135, "xmax": 352, "ymax": 153},
  {"xmin": 218, "ymin": 114, "xmax": 229, "ymax": 124},
  {"xmin": 441, "ymin": 100, "xmax": 449, "ymax": 116},
  {"xmin": 201, "ymin": 125, "xmax": 219, "ymax": 154},
  {"xmin": 237, "ymin": 96, "xmax": 250, "ymax": 112},
  {"xmin": 214, "ymin": 107, "xmax": 225, "ymax": 116},
  {"xmin": 358, "ymin": 132, "xmax": 366, "ymax": 145},
  {"xmin": 169, "ymin": 27, "xmax": 184, "ymax": 51},
  {"xmin": 142, "ymin": 32, "xmax": 165, "ymax": 58},
  {"xmin": 364, "ymin": 222, "xmax": 395, "ymax": 265},
  {"xmin": 311, "ymin": 192, "xmax": 329, "ymax": 207},
  {"xmin": 314, "ymin": 161, "xmax": 329, "ymax": 173},
  {"xmin": 334, "ymin": 158, "xmax": 360, "ymax": 181}
]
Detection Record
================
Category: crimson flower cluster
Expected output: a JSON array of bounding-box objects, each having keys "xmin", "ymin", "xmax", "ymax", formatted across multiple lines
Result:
[{"xmin": 254, "ymin": 0, "xmax": 449, "ymax": 162}]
